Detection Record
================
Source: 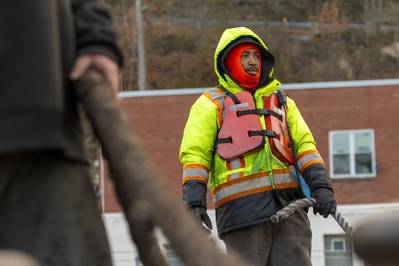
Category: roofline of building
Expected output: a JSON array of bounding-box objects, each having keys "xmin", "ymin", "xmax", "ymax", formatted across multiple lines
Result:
[{"xmin": 120, "ymin": 79, "xmax": 399, "ymax": 98}]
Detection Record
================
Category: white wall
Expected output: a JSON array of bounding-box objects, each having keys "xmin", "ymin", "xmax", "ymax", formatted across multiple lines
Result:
[
  {"xmin": 310, "ymin": 202, "xmax": 399, "ymax": 266},
  {"xmin": 103, "ymin": 202, "xmax": 399, "ymax": 266},
  {"xmin": 103, "ymin": 213, "xmax": 137, "ymax": 266}
]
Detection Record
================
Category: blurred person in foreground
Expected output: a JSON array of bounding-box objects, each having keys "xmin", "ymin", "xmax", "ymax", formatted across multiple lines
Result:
[
  {"xmin": 353, "ymin": 216, "xmax": 399, "ymax": 266},
  {"xmin": 180, "ymin": 27, "xmax": 336, "ymax": 265},
  {"xmin": 0, "ymin": 1, "xmax": 122, "ymax": 265}
]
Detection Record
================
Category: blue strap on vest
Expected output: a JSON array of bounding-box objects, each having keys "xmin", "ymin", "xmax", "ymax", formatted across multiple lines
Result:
[{"xmin": 297, "ymin": 173, "xmax": 311, "ymax": 198}]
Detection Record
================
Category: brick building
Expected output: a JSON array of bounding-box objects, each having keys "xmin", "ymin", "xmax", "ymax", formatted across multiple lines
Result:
[{"xmin": 101, "ymin": 79, "xmax": 399, "ymax": 266}]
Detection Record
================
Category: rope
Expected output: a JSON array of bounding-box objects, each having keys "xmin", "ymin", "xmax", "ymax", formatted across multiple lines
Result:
[{"xmin": 270, "ymin": 198, "xmax": 352, "ymax": 235}]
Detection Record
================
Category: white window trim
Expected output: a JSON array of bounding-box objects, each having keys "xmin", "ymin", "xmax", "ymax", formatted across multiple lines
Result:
[{"xmin": 329, "ymin": 129, "xmax": 376, "ymax": 179}]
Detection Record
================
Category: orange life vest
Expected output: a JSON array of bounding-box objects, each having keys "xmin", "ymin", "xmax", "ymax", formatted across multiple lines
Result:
[
  {"xmin": 216, "ymin": 91, "xmax": 264, "ymax": 160},
  {"xmin": 216, "ymin": 90, "xmax": 293, "ymax": 163},
  {"xmin": 263, "ymin": 92, "xmax": 294, "ymax": 164}
]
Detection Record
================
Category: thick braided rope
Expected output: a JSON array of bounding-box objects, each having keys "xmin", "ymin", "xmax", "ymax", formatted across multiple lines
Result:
[
  {"xmin": 332, "ymin": 212, "xmax": 352, "ymax": 234},
  {"xmin": 270, "ymin": 198, "xmax": 316, "ymax": 223},
  {"xmin": 270, "ymin": 198, "xmax": 352, "ymax": 235}
]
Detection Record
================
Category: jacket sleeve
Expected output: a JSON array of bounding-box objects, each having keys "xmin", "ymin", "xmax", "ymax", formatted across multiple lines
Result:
[
  {"xmin": 72, "ymin": 0, "xmax": 123, "ymax": 65},
  {"xmin": 286, "ymin": 97, "xmax": 333, "ymax": 192},
  {"xmin": 180, "ymin": 94, "xmax": 219, "ymax": 208}
]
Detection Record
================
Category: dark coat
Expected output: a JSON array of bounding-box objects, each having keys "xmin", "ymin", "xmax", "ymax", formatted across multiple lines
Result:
[{"xmin": 0, "ymin": 0, "xmax": 122, "ymax": 159}]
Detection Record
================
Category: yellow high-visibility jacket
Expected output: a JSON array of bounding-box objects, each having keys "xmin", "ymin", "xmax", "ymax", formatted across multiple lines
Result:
[{"xmin": 180, "ymin": 27, "xmax": 331, "ymax": 235}]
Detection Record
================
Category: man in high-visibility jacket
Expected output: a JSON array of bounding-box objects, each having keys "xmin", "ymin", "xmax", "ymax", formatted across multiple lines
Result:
[{"xmin": 180, "ymin": 27, "xmax": 337, "ymax": 266}]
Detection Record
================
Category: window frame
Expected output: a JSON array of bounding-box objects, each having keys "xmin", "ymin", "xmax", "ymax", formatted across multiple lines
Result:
[
  {"xmin": 324, "ymin": 234, "xmax": 354, "ymax": 266},
  {"xmin": 329, "ymin": 129, "xmax": 376, "ymax": 179}
]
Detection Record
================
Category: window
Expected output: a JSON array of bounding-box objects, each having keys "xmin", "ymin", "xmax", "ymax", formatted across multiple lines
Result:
[
  {"xmin": 329, "ymin": 129, "xmax": 376, "ymax": 178},
  {"xmin": 331, "ymin": 239, "xmax": 345, "ymax": 251},
  {"xmin": 324, "ymin": 235, "xmax": 353, "ymax": 266}
]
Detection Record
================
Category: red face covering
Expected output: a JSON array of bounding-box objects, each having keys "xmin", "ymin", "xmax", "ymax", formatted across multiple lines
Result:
[{"xmin": 224, "ymin": 44, "xmax": 261, "ymax": 91}]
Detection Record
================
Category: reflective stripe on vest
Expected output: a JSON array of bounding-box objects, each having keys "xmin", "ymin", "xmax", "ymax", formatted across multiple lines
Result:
[
  {"xmin": 212, "ymin": 169, "xmax": 298, "ymax": 208},
  {"xmin": 182, "ymin": 164, "xmax": 209, "ymax": 185},
  {"xmin": 203, "ymin": 88, "xmax": 225, "ymax": 126},
  {"xmin": 227, "ymin": 157, "xmax": 246, "ymax": 179},
  {"xmin": 297, "ymin": 150, "xmax": 325, "ymax": 173}
]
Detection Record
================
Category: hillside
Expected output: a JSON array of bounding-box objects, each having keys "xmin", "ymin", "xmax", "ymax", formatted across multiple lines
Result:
[{"xmin": 103, "ymin": 0, "xmax": 399, "ymax": 90}]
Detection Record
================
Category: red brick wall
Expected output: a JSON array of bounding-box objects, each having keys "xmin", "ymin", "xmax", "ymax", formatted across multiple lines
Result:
[
  {"xmin": 288, "ymin": 86, "xmax": 399, "ymax": 204},
  {"xmin": 103, "ymin": 95, "xmax": 195, "ymax": 212},
  {"xmin": 104, "ymin": 85, "xmax": 399, "ymax": 212}
]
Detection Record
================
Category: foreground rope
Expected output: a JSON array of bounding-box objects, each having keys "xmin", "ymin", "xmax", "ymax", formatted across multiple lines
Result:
[
  {"xmin": 271, "ymin": 198, "xmax": 352, "ymax": 235},
  {"xmin": 353, "ymin": 217, "xmax": 399, "ymax": 265},
  {"xmin": 74, "ymin": 69, "xmax": 250, "ymax": 266}
]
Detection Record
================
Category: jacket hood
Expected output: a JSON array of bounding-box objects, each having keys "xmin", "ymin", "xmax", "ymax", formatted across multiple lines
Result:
[{"xmin": 214, "ymin": 27, "xmax": 277, "ymax": 94}]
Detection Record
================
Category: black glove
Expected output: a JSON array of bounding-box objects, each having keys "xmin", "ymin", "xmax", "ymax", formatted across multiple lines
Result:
[
  {"xmin": 312, "ymin": 188, "xmax": 337, "ymax": 218},
  {"xmin": 192, "ymin": 206, "xmax": 213, "ymax": 235}
]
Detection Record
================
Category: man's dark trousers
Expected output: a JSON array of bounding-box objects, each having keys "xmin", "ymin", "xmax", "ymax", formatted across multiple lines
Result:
[
  {"xmin": 0, "ymin": 151, "xmax": 112, "ymax": 266},
  {"xmin": 223, "ymin": 209, "xmax": 312, "ymax": 266}
]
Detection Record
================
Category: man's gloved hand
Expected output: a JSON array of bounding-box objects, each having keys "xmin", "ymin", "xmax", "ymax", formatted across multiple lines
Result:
[
  {"xmin": 312, "ymin": 188, "xmax": 337, "ymax": 218},
  {"xmin": 192, "ymin": 206, "xmax": 213, "ymax": 235}
]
